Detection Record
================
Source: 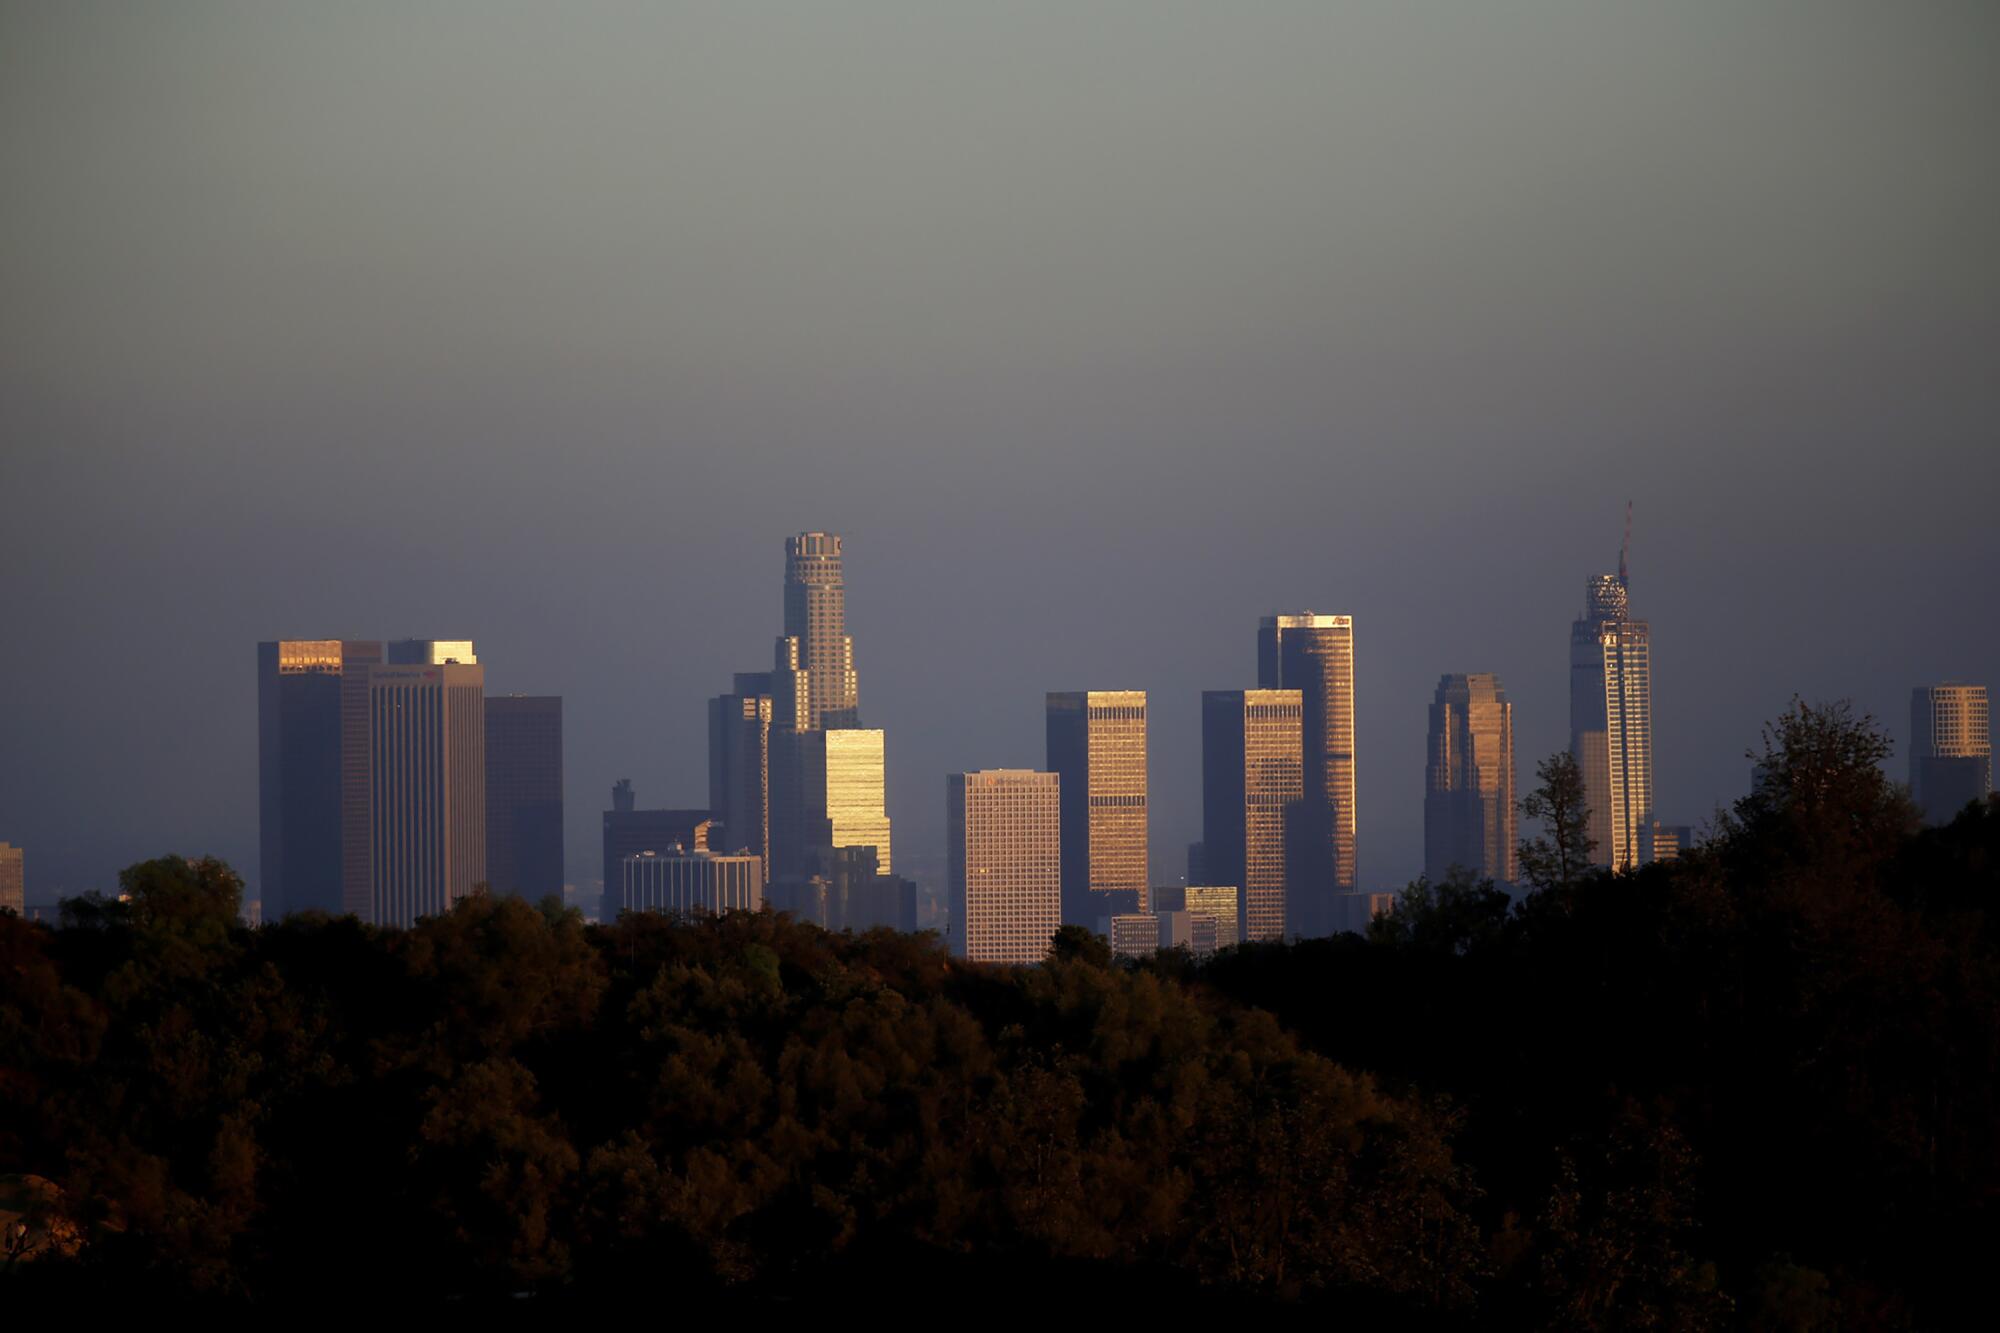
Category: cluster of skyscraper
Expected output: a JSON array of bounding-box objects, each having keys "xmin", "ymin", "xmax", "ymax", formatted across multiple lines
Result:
[
  {"xmin": 242, "ymin": 524, "xmax": 1994, "ymax": 953},
  {"xmin": 256, "ymin": 639, "xmax": 562, "ymax": 927}
]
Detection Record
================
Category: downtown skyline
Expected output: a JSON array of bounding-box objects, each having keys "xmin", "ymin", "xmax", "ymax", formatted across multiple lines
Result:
[{"xmin": 3, "ymin": 4, "xmax": 1993, "ymax": 909}]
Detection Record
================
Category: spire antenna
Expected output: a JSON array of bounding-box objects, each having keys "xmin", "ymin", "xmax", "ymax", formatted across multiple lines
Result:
[{"xmin": 1619, "ymin": 500, "xmax": 1632, "ymax": 585}]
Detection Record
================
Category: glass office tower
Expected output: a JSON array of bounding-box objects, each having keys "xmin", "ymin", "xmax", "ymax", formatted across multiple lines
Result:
[
  {"xmin": 1424, "ymin": 673, "xmax": 1518, "ymax": 885},
  {"xmin": 1046, "ymin": 690, "xmax": 1149, "ymax": 926},
  {"xmin": 1257, "ymin": 614, "xmax": 1356, "ymax": 934},
  {"xmin": 1201, "ymin": 689, "xmax": 1304, "ymax": 943},
  {"xmin": 258, "ymin": 639, "xmax": 385, "ymax": 918},
  {"xmin": 485, "ymin": 695, "xmax": 564, "ymax": 900},
  {"xmin": 784, "ymin": 532, "xmax": 860, "ymax": 729}
]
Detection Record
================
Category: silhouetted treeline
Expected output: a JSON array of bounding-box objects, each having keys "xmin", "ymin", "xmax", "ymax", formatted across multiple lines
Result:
[{"xmin": 3, "ymin": 703, "xmax": 1997, "ymax": 1324}]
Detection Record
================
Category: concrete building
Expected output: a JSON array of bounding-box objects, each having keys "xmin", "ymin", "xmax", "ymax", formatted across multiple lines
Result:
[
  {"xmin": 1202, "ymin": 689, "xmax": 1303, "ymax": 943},
  {"xmin": 1158, "ymin": 909, "xmax": 1223, "ymax": 957},
  {"xmin": 485, "ymin": 695, "xmax": 563, "ymax": 901},
  {"xmin": 1046, "ymin": 691, "xmax": 1149, "ymax": 927},
  {"xmin": 346, "ymin": 659, "xmax": 486, "ymax": 927},
  {"xmin": 621, "ymin": 848, "xmax": 762, "ymax": 916},
  {"xmin": 782, "ymin": 532, "xmax": 861, "ymax": 730},
  {"xmin": 1641, "ymin": 821, "xmax": 1697, "ymax": 863},
  {"xmin": 1108, "ymin": 913, "xmax": 1161, "ymax": 959},
  {"xmin": 947, "ymin": 770, "xmax": 1061, "ymax": 965},
  {"xmin": 1570, "ymin": 529, "xmax": 1653, "ymax": 871},
  {"xmin": 1911, "ymin": 683, "xmax": 1993, "ymax": 824},
  {"xmin": 1424, "ymin": 673, "xmax": 1518, "ymax": 885}
]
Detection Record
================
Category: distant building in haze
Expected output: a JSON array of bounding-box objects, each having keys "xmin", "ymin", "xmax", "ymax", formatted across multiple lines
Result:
[
  {"xmin": 1569, "ymin": 525, "xmax": 1653, "ymax": 871},
  {"xmin": 783, "ymin": 532, "xmax": 861, "ymax": 730},
  {"xmin": 0, "ymin": 842, "xmax": 22, "ymax": 915},
  {"xmin": 1911, "ymin": 683, "xmax": 1993, "ymax": 823},
  {"xmin": 1424, "ymin": 673, "xmax": 1518, "ymax": 885},
  {"xmin": 770, "ymin": 727, "xmax": 893, "ymax": 879},
  {"xmin": 602, "ymin": 787, "xmax": 714, "ymax": 920},
  {"xmin": 1154, "ymin": 883, "xmax": 1239, "ymax": 952},
  {"xmin": 708, "ymin": 675, "xmax": 774, "ymax": 875},
  {"xmin": 485, "ymin": 695, "xmax": 563, "ymax": 901},
  {"xmin": 1258, "ymin": 614, "xmax": 1356, "ymax": 934},
  {"xmin": 1046, "ymin": 691, "xmax": 1149, "ymax": 927},
  {"xmin": 257, "ymin": 639, "xmax": 383, "ymax": 918},
  {"xmin": 1642, "ymin": 821, "xmax": 1696, "ymax": 863},
  {"xmin": 346, "ymin": 659, "xmax": 486, "ymax": 927},
  {"xmin": 1202, "ymin": 689, "xmax": 1303, "ymax": 944},
  {"xmin": 621, "ymin": 848, "xmax": 762, "ymax": 917},
  {"xmin": 946, "ymin": 770, "xmax": 1061, "ymax": 965}
]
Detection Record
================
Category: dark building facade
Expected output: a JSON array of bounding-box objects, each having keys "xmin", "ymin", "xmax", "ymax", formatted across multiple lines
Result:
[
  {"xmin": 485, "ymin": 695, "xmax": 563, "ymax": 900},
  {"xmin": 1911, "ymin": 683, "xmax": 1993, "ymax": 823},
  {"xmin": 257, "ymin": 639, "xmax": 383, "ymax": 918},
  {"xmin": 601, "ymin": 785, "xmax": 713, "ymax": 921}
]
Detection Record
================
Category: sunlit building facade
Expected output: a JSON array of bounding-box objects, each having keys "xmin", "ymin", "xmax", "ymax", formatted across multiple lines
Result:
[
  {"xmin": 1570, "ymin": 567, "xmax": 1653, "ymax": 872},
  {"xmin": 1911, "ymin": 683, "xmax": 1993, "ymax": 824},
  {"xmin": 771, "ymin": 727, "xmax": 893, "ymax": 878},
  {"xmin": 784, "ymin": 532, "xmax": 860, "ymax": 729},
  {"xmin": 348, "ymin": 660, "xmax": 487, "ymax": 928},
  {"xmin": 1046, "ymin": 690, "xmax": 1149, "ymax": 927},
  {"xmin": 947, "ymin": 770, "xmax": 1061, "ymax": 965},
  {"xmin": 485, "ymin": 695, "xmax": 563, "ymax": 900},
  {"xmin": 621, "ymin": 848, "xmax": 762, "ymax": 917},
  {"xmin": 1258, "ymin": 614, "xmax": 1357, "ymax": 934},
  {"xmin": 0, "ymin": 842, "xmax": 22, "ymax": 916},
  {"xmin": 1424, "ymin": 673, "xmax": 1518, "ymax": 885},
  {"xmin": 1201, "ymin": 689, "xmax": 1303, "ymax": 944},
  {"xmin": 1153, "ymin": 883, "xmax": 1239, "ymax": 952},
  {"xmin": 1109, "ymin": 913, "xmax": 1161, "ymax": 959}
]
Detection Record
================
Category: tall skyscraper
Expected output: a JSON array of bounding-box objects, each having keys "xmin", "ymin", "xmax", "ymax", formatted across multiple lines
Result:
[
  {"xmin": 1569, "ymin": 525, "xmax": 1653, "ymax": 871},
  {"xmin": 1424, "ymin": 673, "xmax": 1518, "ymax": 885},
  {"xmin": 1046, "ymin": 691, "xmax": 1149, "ymax": 926},
  {"xmin": 947, "ymin": 770, "xmax": 1061, "ymax": 965},
  {"xmin": 782, "ymin": 532, "xmax": 860, "ymax": 730},
  {"xmin": 485, "ymin": 695, "xmax": 563, "ymax": 900},
  {"xmin": 0, "ymin": 841, "xmax": 22, "ymax": 916},
  {"xmin": 257, "ymin": 638, "xmax": 383, "ymax": 918},
  {"xmin": 708, "ymin": 675, "xmax": 774, "ymax": 875},
  {"xmin": 1911, "ymin": 683, "xmax": 1993, "ymax": 824},
  {"xmin": 1258, "ymin": 613, "xmax": 1357, "ymax": 934},
  {"xmin": 1202, "ymin": 689, "xmax": 1303, "ymax": 943},
  {"xmin": 346, "ymin": 659, "xmax": 487, "ymax": 927}
]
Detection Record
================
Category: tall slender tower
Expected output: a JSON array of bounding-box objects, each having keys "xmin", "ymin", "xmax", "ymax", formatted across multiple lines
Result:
[
  {"xmin": 1569, "ymin": 514, "xmax": 1653, "ymax": 871},
  {"xmin": 1910, "ymin": 683, "xmax": 1992, "ymax": 823},
  {"xmin": 783, "ymin": 532, "xmax": 860, "ymax": 729},
  {"xmin": 1257, "ymin": 614, "xmax": 1356, "ymax": 933},
  {"xmin": 947, "ymin": 770, "xmax": 1062, "ymax": 964},
  {"xmin": 1202, "ymin": 689, "xmax": 1304, "ymax": 943},
  {"xmin": 1046, "ymin": 691, "xmax": 1149, "ymax": 926},
  {"xmin": 1424, "ymin": 673, "xmax": 1518, "ymax": 885}
]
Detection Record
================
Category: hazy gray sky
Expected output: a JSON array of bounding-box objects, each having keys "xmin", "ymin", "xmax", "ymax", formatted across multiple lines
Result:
[{"xmin": 4, "ymin": 2, "xmax": 1996, "ymax": 900}]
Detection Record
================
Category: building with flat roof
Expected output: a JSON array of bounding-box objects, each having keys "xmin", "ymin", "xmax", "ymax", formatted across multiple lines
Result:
[
  {"xmin": 485, "ymin": 695, "xmax": 563, "ymax": 900},
  {"xmin": 622, "ymin": 848, "xmax": 762, "ymax": 917},
  {"xmin": 1258, "ymin": 613, "xmax": 1357, "ymax": 934},
  {"xmin": 947, "ymin": 770, "xmax": 1061, "ymax": 965},
  {"xmin": 1911, "ymin": 683, "xmax": 1992, "ymax": 824},
  {"xmin": 1202, "ymin": 690, "xmax": 1302, "ymax": 943},
  {"xmin": 1046, "ymin": 690, "xmax": 1149, "ymax": 927}
]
